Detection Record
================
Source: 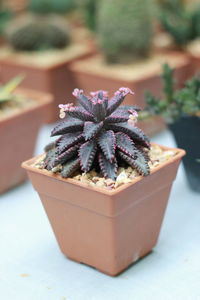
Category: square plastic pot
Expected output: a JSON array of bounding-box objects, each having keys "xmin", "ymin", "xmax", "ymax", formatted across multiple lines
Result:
[
  {"xmin": 22, "ymin": 145, "xmax": 185, "ymax": 276},
  {"xmin": 0, "ymin": 88, "xmax": 52, "ymax": 194}
]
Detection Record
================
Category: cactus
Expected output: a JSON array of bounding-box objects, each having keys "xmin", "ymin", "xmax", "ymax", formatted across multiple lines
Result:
[
  {"xmin": 97, "ymin": 0, "xmax": 153, "ymax": 64},
  {"xmin": 44, "ymin": 87, "xmax": 151, "ymax": 180},
  {"xmin": 28, "ymin": 0, "xmax": 75, "ymax": 15},
  {"xmin": 145, "ymin": 64, "xmax": 200, "ymax": 123},
  {"xmin": 6, "ymin": 16, "xmax": 70, "ymax": 51},
  {"xmin": 159, "ymin": 0, "xmax": 200, "ymax": 46}
]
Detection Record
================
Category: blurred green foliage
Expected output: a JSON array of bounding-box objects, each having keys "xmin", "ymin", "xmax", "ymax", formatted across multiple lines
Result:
[
  {"xmin": 28, "ymin": 0, "xmax": 76, "ymax": 15},
  {"xmin": 159, "ymin": 0, "xmax": 200, "ymax": 46},
  {"xmin": 145, "ymin": 64, "xmax": 200, "ymax": 123}
]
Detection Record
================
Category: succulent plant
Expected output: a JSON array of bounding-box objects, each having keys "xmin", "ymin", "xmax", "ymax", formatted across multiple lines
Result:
[
  {"xmin": 97, "ymin": 0, "xmax": 153, "ymax": 64},
  {"xmin": 159, "ymin": 0, "xmax": 200, "ymax": 46},
  {"xmin": 0, "ymin": 75, "xmax": 24, "ymax": 107},
  {"xmin": 6, "ymin": 16, "xmax": 70, "ymax": 51},
  {"xmin": 28, "ymin": 0, "xmax": 75, "ymax": 15},
  {"xmin": 44, "ymin": 88, "xmax": 151, "ymax": 180},
  {"xmin": 145, "ymin": 64, "xmax": 200, "ymax": 123}
]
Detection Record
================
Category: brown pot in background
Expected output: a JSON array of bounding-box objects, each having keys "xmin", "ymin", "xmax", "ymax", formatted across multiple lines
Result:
[
  {"xmin": 0, "ymin": 43, "xmax": 93, "ymax": 123},
  {"xmin": 70, "ymin": 52, "xmax": 190, "ymax": 136},
  {"xmin": 0, "ymin": 88, "xmax": 52, "ymax": 194},
  {"xmin": 22, "ymin": 145, "xmax": 185, "ymax": 276}
]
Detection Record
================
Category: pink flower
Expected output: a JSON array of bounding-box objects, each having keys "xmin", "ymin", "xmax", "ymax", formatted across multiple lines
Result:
[
  {"xmin": 72, "ymin": 88, "xmax": 83, "ymax": 97},
  {"xmin": 128, "ymin": 110, "xmax": 138, "ymax": 127},
  {"xmin": 115, "ymin": 87, "xmax": 134, "ymax": 96},
  {"xmin": 58, "ymin": 103, "xmax": 74, "ymax": 111}
]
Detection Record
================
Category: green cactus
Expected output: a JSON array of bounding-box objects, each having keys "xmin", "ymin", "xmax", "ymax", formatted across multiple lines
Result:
[
  {"xmin": 6, "ymin": 16, "xmax": 70, "ymax": 51},
  {"xmin": 159, "ymin": 0, "xmax": 200, "ymax": 46},
  {"xmin": 97, "ymin": 0, "xmax": 153, "ymax": 64},
  {"xmin": 28, "ymin": 0, "xmax": 76, "ymax": 15}
]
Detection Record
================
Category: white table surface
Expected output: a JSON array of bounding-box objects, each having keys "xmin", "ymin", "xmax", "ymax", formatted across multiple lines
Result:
[{"xmin": 0, "ymin": 124, "xmax": 200, "ymax": 300}]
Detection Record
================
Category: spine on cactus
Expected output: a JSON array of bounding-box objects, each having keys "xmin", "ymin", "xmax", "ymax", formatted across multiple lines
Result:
[
  {"xmin": 97, "ymin": 0, "xmax": 153, "ymax": 64},
  {"xmin": 44, "ymin": 87, "xmax": 151, "ymax": 181}
]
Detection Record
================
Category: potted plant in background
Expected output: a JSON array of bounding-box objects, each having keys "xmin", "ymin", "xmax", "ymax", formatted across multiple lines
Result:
[
  {"xmin": 0, "ymin": 0, "xmax": 93, "ymax": 123},
  {"xmin": 70, "ymin": 0, "xmax": 190, "ymax": 136},
  {"xmin": 145, "ymin": 64, "xmax": 200, "ymax": 192},
  {"xmin": 22, "ymin": 87, "xmax": 185, "ymax": 276},
  {"xmin": 156, "ymin": 0, "xmax": 200, "ymax": 76},
  {"xmin": 0, "ymin": 75, "xmax": 52, "ymax": 194}
]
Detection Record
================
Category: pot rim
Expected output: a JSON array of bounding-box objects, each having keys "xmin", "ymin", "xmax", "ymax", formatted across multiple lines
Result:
[
  {"xmin": 22, "ymin": 143, "xmax": 186, "ymax": 196},
  {"xmin": 0, "ymin": 87, "xmax": 53, "ymax": 123}
]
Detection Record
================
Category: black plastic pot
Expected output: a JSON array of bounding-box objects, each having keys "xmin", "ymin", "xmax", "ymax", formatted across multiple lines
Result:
[{"xmin": 168, "ymin": 116, "xmax": 200, "ymax": 192}]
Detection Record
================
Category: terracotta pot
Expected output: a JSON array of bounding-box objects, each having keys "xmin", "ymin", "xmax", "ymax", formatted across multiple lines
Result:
[
  {"xmin": 0, "ymin": 43, "xmax": 93, "ymax": 123},
  {"xmin": 0, "ymin": 88, "xmax": 52, "ymax": 194},
  {"xmin": 69, "ymin": 52, "xmax": 190, "ymax": 136},
  {"xmin": 22, "ymin": 144, "xmax": 185, "ymax": 276}
]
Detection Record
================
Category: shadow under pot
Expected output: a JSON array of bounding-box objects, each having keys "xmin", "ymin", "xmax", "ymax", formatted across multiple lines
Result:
[{"xmin": 168, "ymin": 116, "xmax": 200, "ymax": 192}]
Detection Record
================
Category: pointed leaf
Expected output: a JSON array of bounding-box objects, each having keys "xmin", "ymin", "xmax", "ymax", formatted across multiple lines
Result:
[
  {"xmin": 107, "ymin": 123, "xmax": 150, "ymax": 148},
  {"xmin": 97, "ymin": 130, "xmax": 116, "ymax": 162},
  {"xmin": 54, "ymin": 144, "xmax": 79, "ymax": 166},
  {"xmin": 79, "ymin": 140, "xmax": 97, "ymax": 172},
  {"xmin": 44, "ymin": 148, "xmax": 57, "ymax": 171},
  {"xmin": 56, "ymin": 132, "xmax": 83, "ymax": 154},
  {"xmin": 92, "ymin": 102, "xmax": 106, "ymax": 121},
  {"xmin": 66, "ymin": 107, "xmax": 94, "ymax": 121},
  {"xmin": 118, "ymin": 150, "xmax": 150, "ymax": 176},
  {"xmin": 105, "ymin": 114, "xmax": 129, "ymax": 123},
  {"xmin": 51, "ymin": 119, "xmax": 84, "ymax": 136},
  {"xmin": 98, "ymin": 153, "xmax": 118, "ymax": 180},
  {"xmin": 73, "ymin": 89, "xmax": 92, "ymax": 113},
  {"xmin": 83, "ymin": 121, "xmax": 103, "ymax": 140},
  {"xmin": 107, "ymin": 93, "xmax": 125, "ymax": 116},
  {"xmin": 115, "ymin": 132, "xmax": 136, "ymax": 158},
  {"xmin": 61, "ymin": 157, "xmax": 80, "ymax": 178}
]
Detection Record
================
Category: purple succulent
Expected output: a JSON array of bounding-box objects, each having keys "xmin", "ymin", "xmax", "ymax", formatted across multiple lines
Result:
[{"xmin": 44, "ymin": 87, "xmax": 150, "ymax": 180}]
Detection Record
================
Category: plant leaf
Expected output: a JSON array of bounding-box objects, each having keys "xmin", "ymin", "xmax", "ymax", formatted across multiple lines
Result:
[
  {"xmin": 107, "ymin": 93, "xmax": 125, "ymax": 115},
  {"xmin": 79, "ymin": 140, "xmax": 97, "ymax": 172},
  {"xmin": 51, "ymin": 119, "xmax": 84, "ymax": 136},
  {"xmin": 66, "ymin": 107, "xmax": 94, "ymax": 121},
  {"xmin": 73, "ymin": 89, "xmax": 92, "ymax": 113},
  {"xmin": 115, "ymin": 132, "xmax": 136, "ymax": 158},
  {"xmin": 56, "ymin": 132, "xmax": 83, "ymax": 154},
  {"xmin": 107, "ymin": 123, "xmax": 150, "ymax": 148},
  {"xmin": 92, "ymin": 102, "xmax": 106, "ymax": 121},
  {"xmin": 54, "ymin": 144, "xmax": 79, "ymax": 166},
  {"xmin": 83, "ymin": 121, "xmax": 103, "ymax": 140},
  {"xmin": 43, "ymin": 148, "xmax": 57, "ymax": 171},
  {"xmin": 105, "ymin": 114, "xmax": 129, "ymax": 123},
  {"xmin": 97, "ymin": 130, "xmax": 116, "ymax": 162},
  {"xmin": 61, "ymin": 157, "xmax": 80, "ymax": 178},
  {"xmin": 118, "ymin": 150, "xmax": 150, "ymax": 176},
  {"xmin": 98, "ymin": 152, "xmax": 118, "ymax": 180}
]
